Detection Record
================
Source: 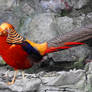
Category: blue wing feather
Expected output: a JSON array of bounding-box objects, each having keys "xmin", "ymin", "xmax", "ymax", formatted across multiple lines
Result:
[{"xmin": 21, "ymin": 41, "xmax": 43, "ymax": 61}]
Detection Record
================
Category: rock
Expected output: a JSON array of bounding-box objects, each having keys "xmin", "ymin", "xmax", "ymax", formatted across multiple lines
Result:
[
  {"xmin": 56, "ymin": 16, "xmax": 74, "ymax": 33},
  {"xmin": 40, "ymin": 0, "xmax": 90, "ymax": 13},
  {"xmin": 17, "ymin": 16, "xmax": 32, "ymax": 37},
  {"xmin": 38, "ymin": 68, "xmax": 91, "ymax": 92},
  {"xmin": 47, "ymin": 70, "xmax": 85, "ymax": 86},
  {"xmin": 82, "ymin": 12, "xmax": 92, "ymax": 26},
  {"xmin": 39, "ymin": 65, "xmax": 92, "ymax": 92},
  {"xmin": 0, "ymin": 0, "xmax": 17, "ymax": 10},
  {"xmin": 71, "ymin": 0, "xmax": 89, "ymax": 9},
  {"xmin": 0, "ymin": 0, "xmax": 35, "ymax": 31},
  {"xmin": 21, "ymin": 2, "xmax": 34, "ymax": 16},
  {"xmin": 27, "ymin": 13, "xmax": 59, "ymax": 43},
  {"xmin": 40, "ymin": 0, "xmax": 63, "ymax": 13},
  {"xmin": 18, "ymin": 0, "xmax": 36, "ymax": 16},
  {"xmin": 73, "ymin": 14, "xmax": 86, "ymax": 27},
  {"xmin": 0, "ymin": 63, "xmax": 92, "ymax": 92},
  {"xmin": 0, "ymin": 70, "xmax": 41, "ymax": 92},
  {"xmin": 40, "ymin": 0, "xmax": 72, "ymax": 13},
  {"xmin": 83, "ymin": 62, "xmax": 92, "ymax": 92},
  {"xmin": 9, "ymin": 78, "xmax": 41, "ymax": 92}
]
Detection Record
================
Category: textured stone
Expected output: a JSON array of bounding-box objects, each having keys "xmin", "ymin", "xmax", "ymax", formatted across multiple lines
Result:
[
  {"xmin": 56, "ymin": 16, "xmax": 74, "ymax": 33},
  {"xmin": 27, "ymin": 13, "xmax": 59, "ymax": 43},
  {"xmin": 40, "ymin": 0, "xmax": 65, "ymax": 13},
  {"xmin": 82, "ymin": 12, "xmax": 92, "ymax": 26},
  {"xmin": 47, "ymin": 70, "xmax": 84, "ymax": 85},
  {"xmin": 0, "ymin": 70, "xmax": 41, "ymax": 92},
  {"xmin": 40, "ymin": 0, "xmax": 90, "ymax": 13},
  {"xmin": 0, "ymin": 0, "xmax": 17, "ymax": 10},
  {"xmin": 0, "ymin": 63, "xmax": 92, "ymax": 92},
  {"xmin": 9, "ymin": 78, "xmax": 41, "ymax": 92},
  {"xmin": 71, "ymin": 0, "xmax": 89, "ymax": 9},
  {"xmin": 0, "ymin": 0, "xmax": 92, "ymax": 92}
]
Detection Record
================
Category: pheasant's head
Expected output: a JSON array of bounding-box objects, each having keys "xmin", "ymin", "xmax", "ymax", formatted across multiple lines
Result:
[
  {"xmin": 0, "ymin": 22, "xmax": 14, "ymax": 36},
  {"xmin": 0, "ymin": 22, "xmax": 24, "ymax": 44}
]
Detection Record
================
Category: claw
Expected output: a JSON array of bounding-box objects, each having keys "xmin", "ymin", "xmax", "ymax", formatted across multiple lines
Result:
[
  {"xmin": 7, "ymin": 70, "xmax": 18, "ymax": 85},
  {"xmin": 8, "ymin": 81, "xmax": 15, "ymax": 85}
]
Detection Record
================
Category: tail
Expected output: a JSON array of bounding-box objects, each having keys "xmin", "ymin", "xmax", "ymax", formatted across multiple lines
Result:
[
  {"xmin": 23, "ymin": 24, "xmax": 92, "ymax": 56},
  {"xmin": 44, "ymin": 42, "xmax": 85, "ymax": 54},
  {"xmin": 44, "ymin": 24, "xmax": 92, "ymax": 55}
]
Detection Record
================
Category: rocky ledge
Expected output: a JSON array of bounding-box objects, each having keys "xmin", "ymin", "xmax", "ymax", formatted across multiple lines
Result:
[{"xmin": 0, "ymin": 62, "xmax": 91, "ymax": 92}]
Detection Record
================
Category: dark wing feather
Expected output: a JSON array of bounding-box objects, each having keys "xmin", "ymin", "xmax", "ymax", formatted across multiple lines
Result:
[{"xmin": 21, "ymin": 41, "xmax": 43, "ymax": 62}]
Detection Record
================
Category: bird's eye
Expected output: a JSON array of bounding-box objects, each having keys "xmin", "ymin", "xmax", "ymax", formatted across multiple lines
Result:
[{"xmin": 5, "ymin": 29, "xmax": 9, "ymax": 32}]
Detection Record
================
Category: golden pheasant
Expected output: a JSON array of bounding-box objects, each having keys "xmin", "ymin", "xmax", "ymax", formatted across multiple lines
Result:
[{"xmin": 0, "ymin": 22, "xmax": 92, "ymax": 84}]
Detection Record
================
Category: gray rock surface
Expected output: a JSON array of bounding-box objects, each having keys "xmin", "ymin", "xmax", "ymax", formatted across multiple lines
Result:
[
  {"xmin": 71, "ymin": 0, "xmax": 89, "ymax": 9},
  {"xmin": 56, "ymin": 16, "xmax": 74, "ymax": 33},
  {"xmin": 40, "ymin": 0, "xmax": 90, "ymax": 13},
  {"xmin": 40, "ymin": 0, "xmax": 70, "ymax": 13},
  {"xmin": 0, "ymin": 0, "xmax": 92, "ymax": 92},
  {"xmin": 27, "ymin": 13, "xmax": 59, "ymax": 43},
  {"xmin": 0, "ymin": 0, "xmax": 17, "ymax": 10},
  {"xmin": 0, "ymin": 63, "xmax": 92, "ymax": 92}
]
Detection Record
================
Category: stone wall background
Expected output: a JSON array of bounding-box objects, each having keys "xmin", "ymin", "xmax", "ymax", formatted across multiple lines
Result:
[{"xmin": 0, "ymin": 0, "xmax": 92, "ymax": 92}]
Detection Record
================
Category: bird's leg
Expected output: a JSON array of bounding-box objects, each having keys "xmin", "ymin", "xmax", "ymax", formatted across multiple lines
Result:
[
  {"xmin": 8, "ymin": 70, "xmax": 18, "ymax": 85},
  {"xmin": 22, "ymin": 70, "xmax": 25, "ymax": 79},
  {"xmin": 4, "ymin": 70, "xmax": 10, "ymax": 77}
]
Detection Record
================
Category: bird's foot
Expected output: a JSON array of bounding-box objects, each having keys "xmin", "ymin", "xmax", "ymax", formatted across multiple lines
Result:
[
  {"xmin": 7, "ymin": 70, "xmax": 18, "ymax": 85},
  {"xmin": 7, "ymin": 81, "xmax": 15, "ymax": 85}
]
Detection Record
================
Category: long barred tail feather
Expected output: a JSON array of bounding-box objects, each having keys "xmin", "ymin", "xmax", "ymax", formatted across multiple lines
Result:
[
  {"xmin": 47, "ymin": 24, "xmax": 92, "ymax": 48},
  {"xmin": 44, "ymin": 24, "xmax": 92, "ymax": 54}
]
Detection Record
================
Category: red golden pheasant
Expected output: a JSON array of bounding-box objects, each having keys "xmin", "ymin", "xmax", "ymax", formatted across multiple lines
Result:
[{"xmin": 0, "ymin": 22, "xmax": 92, "ymax": 84}]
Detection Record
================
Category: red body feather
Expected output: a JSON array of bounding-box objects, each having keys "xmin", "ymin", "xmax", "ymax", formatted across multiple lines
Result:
[{"xmin": 0, "ymin": 36, "xmax": 32, "ymax": 69}]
